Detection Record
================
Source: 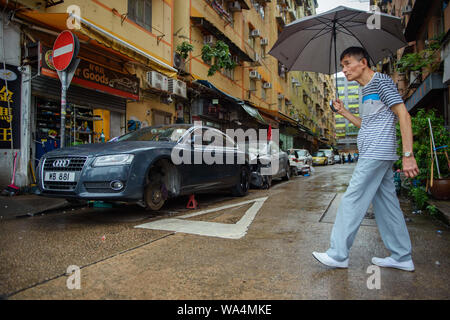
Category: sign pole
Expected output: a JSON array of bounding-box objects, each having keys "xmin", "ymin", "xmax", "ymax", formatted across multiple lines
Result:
[
  {"xmin": 60, "ymin": 70, "xmax": 67, "ymax": 148},
  {"xmin": 52, "ymin": 30, "xmax": 79, "ymax": 148},
  {"xmin": 56, "ymin": 58, "xmax": 79, "ymax": 148}
]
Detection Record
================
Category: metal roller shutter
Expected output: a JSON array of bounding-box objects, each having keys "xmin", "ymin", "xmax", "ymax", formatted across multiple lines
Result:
[{"xmin": 31, "ymin": 75, "xmax": 127, "ymax": 113}]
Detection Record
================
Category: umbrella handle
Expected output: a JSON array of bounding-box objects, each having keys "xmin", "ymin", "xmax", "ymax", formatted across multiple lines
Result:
[{"xmin": 329, "ymin": 100, "xmax": 337, "ymax": 112}]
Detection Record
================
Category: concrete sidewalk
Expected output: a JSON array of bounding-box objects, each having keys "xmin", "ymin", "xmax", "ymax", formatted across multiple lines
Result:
[{"xmin": 0, "ymin": 194, "xmax": 69, "ymax": 220}]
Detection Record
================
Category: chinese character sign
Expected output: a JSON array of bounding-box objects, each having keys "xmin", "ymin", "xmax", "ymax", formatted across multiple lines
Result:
[{"xmin": 0, "ymin": 65, "xmax": 21, "ymax": 149}]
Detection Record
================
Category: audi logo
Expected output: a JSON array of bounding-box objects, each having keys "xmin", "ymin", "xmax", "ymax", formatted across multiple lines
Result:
[{"xmin": 53, "ymin": 159, "xmax": 71, "ymax": 168}]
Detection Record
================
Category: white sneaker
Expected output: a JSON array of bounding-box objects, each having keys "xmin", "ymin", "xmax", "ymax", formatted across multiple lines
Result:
[
  {"xmin": 312, "ymin": 252, "xmax": 349, "ymax": 268},
  {"xmin": 371, "ymin": 257, "xmax": 415, "ymax": 272}
]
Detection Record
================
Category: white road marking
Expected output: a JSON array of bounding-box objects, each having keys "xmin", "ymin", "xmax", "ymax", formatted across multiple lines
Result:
[{"xmin": 135, "ymin": 197, "xmax": 268, "ymax": 239}]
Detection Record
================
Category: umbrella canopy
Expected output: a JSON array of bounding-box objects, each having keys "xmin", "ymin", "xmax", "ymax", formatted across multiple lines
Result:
[{"xmin": 269, "ymin": 6, "xmax": 407, "ymax": 75}]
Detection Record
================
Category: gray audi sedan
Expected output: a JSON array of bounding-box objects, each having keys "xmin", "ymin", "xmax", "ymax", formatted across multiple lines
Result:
[{"xmin": 37, "ymin": 124, "xmax": 250, "ymax": 210}]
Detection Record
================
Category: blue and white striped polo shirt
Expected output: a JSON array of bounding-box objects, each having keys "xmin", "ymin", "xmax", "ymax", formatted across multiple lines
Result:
[{"xmin": 357, "ymin": 72, "xmax": 404, "ymax": 160}]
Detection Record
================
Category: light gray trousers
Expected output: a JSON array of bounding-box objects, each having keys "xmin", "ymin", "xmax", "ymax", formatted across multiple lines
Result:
[{"xmin": 326, "ymin": 159, "xmax": 412, "ymax": 262}]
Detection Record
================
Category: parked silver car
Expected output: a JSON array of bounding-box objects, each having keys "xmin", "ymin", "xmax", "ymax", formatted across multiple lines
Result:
[
  {"xmin": 246, "ymin": 141, "xmax": 290, "ymax": 189},
  {"xmin": 288, "ymin": 149, "xmax": 313, "ymax": 175}
]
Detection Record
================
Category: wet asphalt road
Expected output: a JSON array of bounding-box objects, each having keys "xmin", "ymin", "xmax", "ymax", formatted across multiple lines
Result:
[{"xmin": 1, "ymin": 164, "xmax": 449, "ymax": 299}]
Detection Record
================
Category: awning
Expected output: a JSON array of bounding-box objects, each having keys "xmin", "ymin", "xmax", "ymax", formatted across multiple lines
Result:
[
  {"xmin": 194, "ymin": 80, "xmax": 242, "ymax": 103},
  {"xmin": 405, "ymin": 73, "xmax": 445, "ymax": 112},
  {"xmin": 253, "ymin": 106, "xmax": 298, "ymax": 126},
  {"xmin": 193, "ymin": 81, "xmax": 266, "ymax": 125},
  {"xmin": 242, "ymin": 104, "xmax": 267, "ymax": 125},
  {"xmin": 16, "ymin": 11, "xmax": 178, "ymax": 78}
]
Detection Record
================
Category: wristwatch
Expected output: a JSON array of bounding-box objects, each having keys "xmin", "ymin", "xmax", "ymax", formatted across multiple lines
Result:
[{"xmin": 403, "ymin": 152, "xmax": 413, "ymax": 157}]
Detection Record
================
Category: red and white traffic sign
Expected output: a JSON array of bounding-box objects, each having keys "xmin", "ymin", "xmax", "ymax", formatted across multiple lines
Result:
[{"xmin": 52, "ymin": 30, "xmax": 79, "ymax": 71}]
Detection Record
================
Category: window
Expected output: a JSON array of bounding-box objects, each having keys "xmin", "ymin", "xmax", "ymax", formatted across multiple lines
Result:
[
  {"xmin": 248, "ymin": 26, "xmax": 255, "ymax": 49},
  {"xmin": 128, "ymin": 0, "xmax": 152, "ymax": 32},
  {"xmin": 261, "ymin": 84, "xmax": 266, "ymax": 100},
  {"xmin": 250, "ymin": 79, "xmax": 257, "ymax": 92},
  {"xmin": 278, "ymin": 97, "xmax": 283, "ymax": 111}
]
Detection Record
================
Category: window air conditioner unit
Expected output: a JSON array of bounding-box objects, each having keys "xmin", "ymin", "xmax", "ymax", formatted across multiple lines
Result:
[
  {"xmin": 250, "ymin": 29, "xmax": 261, "ymax": 37},
  {"xmin": 146, "ymin": 71, "xmax": 168, "ymax": 91},
  {"xmin": 249, "ymin": 70, "xmax": 259, "ymax": 79},
  {"xmin": 263, "ymin": 82, "xmax": 272, "ymax": 89},
  {"xmin": 229, "ymin": 1, "xmax": 242, "ymax": 12},
  {"xmin": 168, "ymin": 79, "xmax": 187, "ymax": 98},
  {"xmin": 204, "ymin": 35, "xmax": 215, "ymax": 45},
  {"xmin": 278, "ymin": 93, "xmax": 284, "ymax": 100},
  {"xmin": 260, "ymin": 38, "xmax": 269, "ymax": 46},
  {"xmin": 254, "ymin": 52, "xmax": 260, "ymax": 62}
]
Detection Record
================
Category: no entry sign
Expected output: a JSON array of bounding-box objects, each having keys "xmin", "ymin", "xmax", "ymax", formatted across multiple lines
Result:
[{"xmin": 52, "ymin": 30, "xmax": 79, "ymax": 71}]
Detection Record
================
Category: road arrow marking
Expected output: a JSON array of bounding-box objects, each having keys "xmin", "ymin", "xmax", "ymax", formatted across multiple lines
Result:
[{"xmin": 135, "ymin": 197, "xmax": 268, "ymax": 239}]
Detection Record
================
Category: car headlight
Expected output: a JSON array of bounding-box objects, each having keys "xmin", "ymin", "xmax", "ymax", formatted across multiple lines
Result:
[{"xmin": 92, "ymin": 154, "xmax": 134, "ymax": 167}]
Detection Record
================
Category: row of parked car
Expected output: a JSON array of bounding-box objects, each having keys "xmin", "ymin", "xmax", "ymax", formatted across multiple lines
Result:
[
  {"xmin": 36, "ymin": 124, "xmax": 336, "ymax": 211},
  {"xmin": 37, "ymin": 124, "xmax": 284, "ymax": 210}
]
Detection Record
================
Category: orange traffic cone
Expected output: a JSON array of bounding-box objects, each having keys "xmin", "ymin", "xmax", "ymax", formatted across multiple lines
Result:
[{"xmin": 186, "ymin": 194, "xmax": 198, "ymax": 209}]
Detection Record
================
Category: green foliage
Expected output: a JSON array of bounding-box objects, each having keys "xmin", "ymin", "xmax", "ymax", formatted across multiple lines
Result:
[
  {"xmin": 396, "ymin": 33, "xmax": 445, "ymax": 74},
  {"xmin": 396, "ymin": 109, "xmax": 450, "ymax": 183},
  {"xmin": 201, "ymin": 40, "xmax": 236, "ymax": 77},
  {"xmin": 426, "ymin": 204, "xmax": 439, "ymax": 216},
  {"xmin": 409, "ymin": 186, "xmax": 429, "ymax": 210},
  {"xmin": 176, "ymin": 41, "xmax": 194, "ymax": 60}
]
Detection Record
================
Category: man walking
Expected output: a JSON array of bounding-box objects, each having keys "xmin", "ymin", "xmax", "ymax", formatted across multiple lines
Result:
[{"xmin": 312, "ymin": 47, "xmax": 419, "ymax": 271}]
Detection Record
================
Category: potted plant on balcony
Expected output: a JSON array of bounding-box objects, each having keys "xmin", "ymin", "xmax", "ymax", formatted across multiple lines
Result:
[{"xmin": 395, "ymin": 33, "xmax": 445, "ymax": 86}]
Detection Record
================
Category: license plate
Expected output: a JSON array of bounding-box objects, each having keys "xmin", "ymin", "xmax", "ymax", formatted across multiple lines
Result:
[{"xmin": 44, "ymin": 171, "xmax": 76, "ymax": 182}]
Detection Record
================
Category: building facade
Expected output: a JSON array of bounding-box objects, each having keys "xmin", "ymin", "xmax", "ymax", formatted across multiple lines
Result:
[
  {"xmin": 335, "ymin": 75, "xmax": 361, "ymax": 153},
  {"xmin": 372, "ymin": 0, "xmax": 450, "ymax": 127},
  {"xmin": 0, "ymin": 0, "xmax": 337, "ymax": 187}
]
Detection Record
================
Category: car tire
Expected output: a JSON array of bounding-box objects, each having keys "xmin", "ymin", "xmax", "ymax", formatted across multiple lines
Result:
[
  {"xmin": 232, "ymin": 165, "xmax": 250, "ymax": 197},
  {"xmin": 144, "ymin": 181, "xmax": 166, "ymax": 211},
  {"xmin": 263, "ymin": 175, "xmax": 272, "ymax": 189},
  {"xmin": 282, "ymin": 164, "xmax": 290, "ymax": 181}
]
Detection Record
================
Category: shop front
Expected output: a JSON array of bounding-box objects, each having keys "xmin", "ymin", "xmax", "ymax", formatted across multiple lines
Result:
[
  {"xmin": 189, "ymin": 80, "xmax": 267, "ymax": 132},
  {"xmin": 31, "ymin": 44, "xmax": 139, "ymax": 164}
]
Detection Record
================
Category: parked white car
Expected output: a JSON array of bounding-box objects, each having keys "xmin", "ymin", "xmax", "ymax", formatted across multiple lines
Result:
[
  {"xmin": 288, "ymin": 149, "xmax": 313, "ymax": 175},
  {"xmin": 319, "ymin": 149, "xmax": 335, "ymax": 165},
  {"xmin": 334, "ymin": 154, "xmax": 342, "ymax": 164}
]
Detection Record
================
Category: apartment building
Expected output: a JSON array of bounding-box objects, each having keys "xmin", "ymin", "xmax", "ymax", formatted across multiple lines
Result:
[
  {"xmin": 372, "ymin": 0, "xmax": 450, "ymax": 127},
  {"xmin": 335, "ymin": 75, "xmax": 361, "ymax": 153}
]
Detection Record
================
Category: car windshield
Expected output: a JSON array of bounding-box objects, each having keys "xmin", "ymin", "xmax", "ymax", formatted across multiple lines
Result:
[
  {"xmin": 313, "ymin": 152, "xmax": 325, "ymax": 157},
  {"xmin": 321, "ymin": 150, "xmax": 332, "ymax": 156},
  {"xmin": 296, "ymin": 150, "xmax": 307, "ymax": 156},
  {"xmin": 117, "ymin": 125, "xmax": 189, "ymax": 142},
  {"xmin": 246, "ymin": 142, "xmax": 270, "ymax": 154}
]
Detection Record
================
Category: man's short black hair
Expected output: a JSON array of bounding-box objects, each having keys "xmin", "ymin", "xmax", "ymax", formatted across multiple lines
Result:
[{"xmin": 340, "ymin": 47, "xmax": 371, "ymax": 68}]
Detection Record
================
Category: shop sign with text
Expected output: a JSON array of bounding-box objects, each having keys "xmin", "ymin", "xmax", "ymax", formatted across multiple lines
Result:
[
  {"xmin": 0, "ymin": 65, "xmax": 21, "ymax": 149},
  {"xmin": 42, "ymin": 47, "xmax": 139, "ymax": 100}
]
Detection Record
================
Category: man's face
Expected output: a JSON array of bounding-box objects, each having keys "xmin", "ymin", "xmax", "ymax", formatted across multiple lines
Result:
[{"xmin": 340, "ymin": 54, "xmax": 366, "ymax": 81}]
